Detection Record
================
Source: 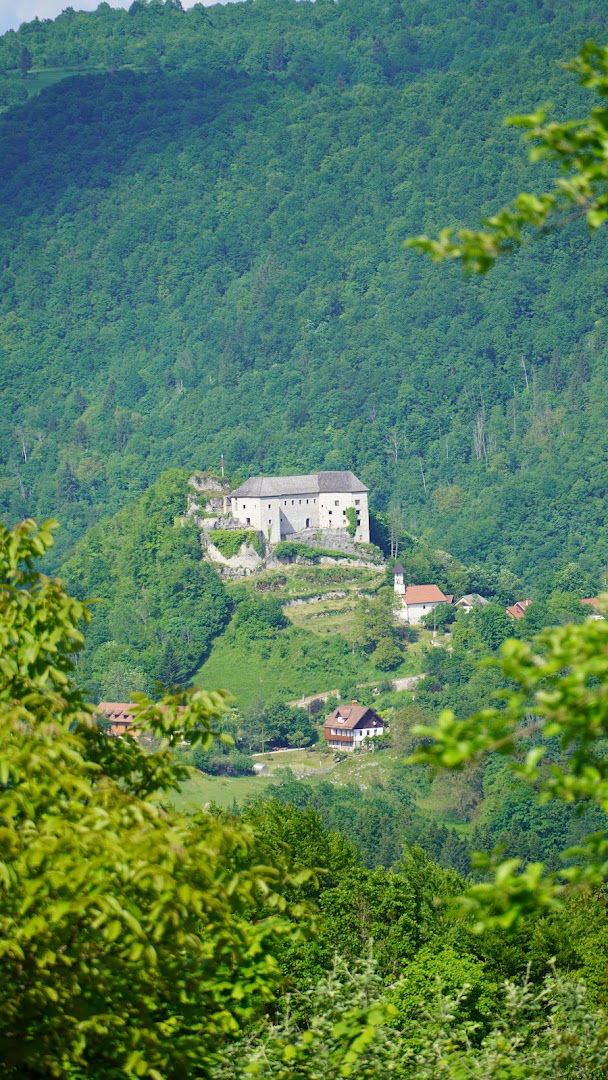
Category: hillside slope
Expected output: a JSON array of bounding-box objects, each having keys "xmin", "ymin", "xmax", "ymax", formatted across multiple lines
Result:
[{"xmin": 1, "ymin": 0, "xmax": 607, "ymax": 583}]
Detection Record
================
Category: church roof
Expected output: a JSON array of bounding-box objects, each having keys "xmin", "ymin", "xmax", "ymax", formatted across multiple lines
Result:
[
  {"xmin": 231, "ymin": 471, "xmax": 368, "ymax": 498},
  {"xmin": 403, "ymin": 584, "xmax": 453, "ymax": 605}
]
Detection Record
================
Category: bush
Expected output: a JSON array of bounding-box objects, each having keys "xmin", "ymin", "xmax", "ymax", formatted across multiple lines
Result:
[
  {"xmin": 345, "ymin": 506, "xmax": 358, "ymax": 537},
  {"xmin": 273, "ymin": 541, "xmax": 359, "ymax": 562},
  {"xmin": 231, "ymin": 593, "xmax": 289, "ymax": 638},
  {"xmin": 193, "ymin": 745, "xmax": 254, "ymax": 776},
  {"xmin": 209, "ymin": 529, "xmax": 263, "ymax": 558},
  {"xmin": 373, "ymin": 637, "xmax": 404, "ymax": 671}
]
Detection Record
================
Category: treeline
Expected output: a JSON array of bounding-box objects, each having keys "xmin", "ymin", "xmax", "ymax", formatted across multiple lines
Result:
[{"xmin": 1, "ymin": 1, "xmax": 608, "ymax": 585}]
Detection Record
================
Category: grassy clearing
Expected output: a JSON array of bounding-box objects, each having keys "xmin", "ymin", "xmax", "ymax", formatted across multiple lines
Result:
[
  {"xmin": 234, "ymin": 565, "xmax": 383, "ymax": 601},
  {"xmin": 195, "ymin": 621, "xmax": 412, "ymax": 708},
  {"xmin": 171, "ymin": 745, "xmax": 416, "ymax": 813},
  {"xmin": 195, "ymin": 563, "xmax": 420, "ymax": 707},
  {"xmin": 285, "ymin": 593, "xmax": 361, "ymax": 637},
  {"xmin": 253, "ymin": 747, "xmax": 336, "ymax": 775},
  {"xmin": 166, "ymin": 769, "xmax": 274, "ymax": 812}
]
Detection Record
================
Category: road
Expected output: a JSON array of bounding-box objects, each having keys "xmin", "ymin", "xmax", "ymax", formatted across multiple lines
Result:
[{"xmin": 288, "ymin": 672, "xmax": 425, "ymax": 708}]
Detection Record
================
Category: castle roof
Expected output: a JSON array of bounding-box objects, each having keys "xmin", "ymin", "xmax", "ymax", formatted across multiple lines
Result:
[{"xmin": 231, "ymin": 471, "xmax": 368, "ymax": 498}]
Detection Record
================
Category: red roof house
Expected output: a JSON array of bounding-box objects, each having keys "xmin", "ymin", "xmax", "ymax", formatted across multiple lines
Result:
[
  {"xmin": 96, "ymin": 702, "xmax": 141, "ymax": 737},
  {"xmin": 581, "ymin": 597, "xmax": 604, "ymax": 619},
  {"xmin": 400, "ymin": 584, "xmax": 453, "ymax": 625},
  {"xmin": 505, "ymin": 599, "xmax": 532, "ymax": 619}
]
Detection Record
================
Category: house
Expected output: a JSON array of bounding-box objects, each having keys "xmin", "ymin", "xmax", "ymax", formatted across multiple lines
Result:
[
  {"xmin": 229, "ymin": 470, "xmax": 370, "ymax": 544},
  {"xmin": 324, "ymin": 702, "xmax": 386, "ymax": 750},
  {"xmin": 96, "ymin": 702, "xmax": 140, "ymax": 737},
  {"xmin": 393, "ymin": 563, "xmax": 405, "ymax": 596},
  {"xmin": 399, "ymin": 584, "xmax": 453, "ymax": 625},
  {"xmin": 581, "ymin": 597, "xmax": 604, "ymax": 620},
  {"xmin": 455, "ymin": 593, "xmax": 490, "ymax": 613},
  {"xmin": 506, "ymin": 599, "xmax": 532, "ymax": 619}
]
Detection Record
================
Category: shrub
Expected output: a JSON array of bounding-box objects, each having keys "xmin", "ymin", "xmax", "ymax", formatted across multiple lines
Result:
[
  {"xmin": 345, "ymin": 506, "xmax": 358, "ymax": 537},
  {"xmin": 273, "ymin": 541, "xmax": 359, "ymax": 563},
  {"xmin": 210, "ymin": 529, "xmax": 263, "ymax": 558},
  {"xmin": 373, "ymin": 637, "xmax": 404, "ymax": 671}
]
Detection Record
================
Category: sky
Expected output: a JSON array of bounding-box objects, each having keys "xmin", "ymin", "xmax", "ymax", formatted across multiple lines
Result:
[{"xmin": 0, "ymin": 0, "xmax": 237, "ymax": 36}]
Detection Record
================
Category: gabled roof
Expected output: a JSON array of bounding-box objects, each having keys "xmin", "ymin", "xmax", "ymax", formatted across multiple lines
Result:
[
  {"xmin": 231, "ymin": 471, "xmax": 367, "ymax": 498},
  {"xmin": 506, "ymin": 599, "xmax": 532, "ymax": 619},
  {"xmin": 403, "ymin": 584, "xmax": 452, "ymax": 605},
  {"xmin": 456, "ymin": 593, "xmax": 489, "ymax": 607},
  {"xmin": 325, "ymin": 703, "xmax": 385, "ymax": 731},
  {"xmin": 96, "ymin": 702, "xmax": 135, "ymax": 721},
  {"xmin": 96, "ymin": 702, "xmax": 139, "ymax": 736}
]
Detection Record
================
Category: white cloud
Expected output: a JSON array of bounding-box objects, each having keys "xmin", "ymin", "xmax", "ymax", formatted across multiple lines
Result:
[{"xmin": 0, "ymin": 0, "xmax": 231, "ymax": 36}]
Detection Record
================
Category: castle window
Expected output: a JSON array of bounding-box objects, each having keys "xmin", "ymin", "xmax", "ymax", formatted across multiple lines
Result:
[
  {"xmin": 334, "ymin": 500, "xmax": 339, "ymax": 506},
  {"xmin": 355, "ymin": 499, "xmax": 360, "ymax": 505}
]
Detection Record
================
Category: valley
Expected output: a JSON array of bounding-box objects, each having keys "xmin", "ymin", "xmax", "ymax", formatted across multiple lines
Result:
[{"xmin": 3, "ymin": 1, "xmax": 608, "ymax": 1075}]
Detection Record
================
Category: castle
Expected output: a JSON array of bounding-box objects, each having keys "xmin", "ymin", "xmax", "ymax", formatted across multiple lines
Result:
[{"xmin": 229, "ymin": 471, "xmax": 370, "ymax": 544}]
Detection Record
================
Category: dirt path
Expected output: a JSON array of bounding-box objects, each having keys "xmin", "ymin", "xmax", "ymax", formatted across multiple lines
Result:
[{"xmin": 288, "ymin": 672, "xmax": 425, "ymax": 708}]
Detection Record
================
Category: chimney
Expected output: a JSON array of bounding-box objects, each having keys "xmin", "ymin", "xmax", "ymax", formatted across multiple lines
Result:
[{"xmin": 351, "ymin": 699, "xmax": 358, "ymax": 705}]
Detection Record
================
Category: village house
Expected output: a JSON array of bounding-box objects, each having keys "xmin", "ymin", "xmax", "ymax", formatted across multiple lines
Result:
[
  {"xmin": 455, "ymin": 593, "xmax": 490, "ymax": 613},
  {"xmin": 324, "ymin": 702, "xmax": 386, "ymax": 750},
  {"xmin": 581, "ymin": 597, "xmax": 604, "ymax": 619},
  {"xmin": 96, "ymin": 702, "xmax": 140, "ymax": 737},
  {"xmin": 506, "ymin": 599, "xmax": 532, "ymax": 619},
  {"xmin": 229, "ymin": 470, "xmax": 370, "ymax": 544},
  {"xmin": 396, "ymin": 583, "xmax": 453, "ymax": 625}
]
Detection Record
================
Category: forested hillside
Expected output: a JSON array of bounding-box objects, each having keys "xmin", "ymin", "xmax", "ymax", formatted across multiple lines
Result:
[{"xmin": 1, "ymin": 0, "xmax": 608, "ymax": 583}]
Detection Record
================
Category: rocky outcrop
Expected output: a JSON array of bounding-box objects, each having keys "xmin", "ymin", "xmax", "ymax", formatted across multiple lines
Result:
[{"xmin": 205, "ymin": 541, "xmax": 264, "ymax": 573}]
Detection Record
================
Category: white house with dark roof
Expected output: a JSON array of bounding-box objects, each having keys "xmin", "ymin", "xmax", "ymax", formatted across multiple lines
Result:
[
  {"xmin": 230, "ymin": 471, "xmax": 369, "ymax": 543},
  {"xmin": 323, "ymin": 702, "xmax": 386, "ymax": 750}
]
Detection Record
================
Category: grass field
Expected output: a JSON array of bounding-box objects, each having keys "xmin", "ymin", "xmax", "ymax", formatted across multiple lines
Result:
[
  {"xmin": 195, "ymin": 564, "xmax": 418, "ymax": 707},
  {"xmin": 235, "ymin": 565, "xmax": 383, "ymax": 599},
  {"xmin": 166, "ymin": 770, "xmax": 274, "ymax": 812},
  {"xmin": 286, "ymin": 593, "xmax": 362, "ymax": 637},
  {"xmin": 195, "ymin": 625, "xmax": 415, "ymax": 708}
]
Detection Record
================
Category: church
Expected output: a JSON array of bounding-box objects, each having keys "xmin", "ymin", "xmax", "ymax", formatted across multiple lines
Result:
[{"xmin": 229, "ymin": 470, "xmax": 370, "ymax": 544}]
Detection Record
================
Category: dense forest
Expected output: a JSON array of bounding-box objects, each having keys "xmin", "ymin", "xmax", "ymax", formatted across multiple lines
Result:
[{"xmin": 1, "ymin": 0, "xmax": 608, "ymax": 588}]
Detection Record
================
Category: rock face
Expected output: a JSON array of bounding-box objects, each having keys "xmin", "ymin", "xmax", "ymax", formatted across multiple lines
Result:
[
  {"xmin": 185, "ymin": 474, "xmax": 232, "ymax": 527},
  {"xmin": 200, "ymin": 521, "xmax": 383, "ymax": 577},
  {"xmin": 205, "ymin": 541, "xmax": 264, "ymax": 573}
]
